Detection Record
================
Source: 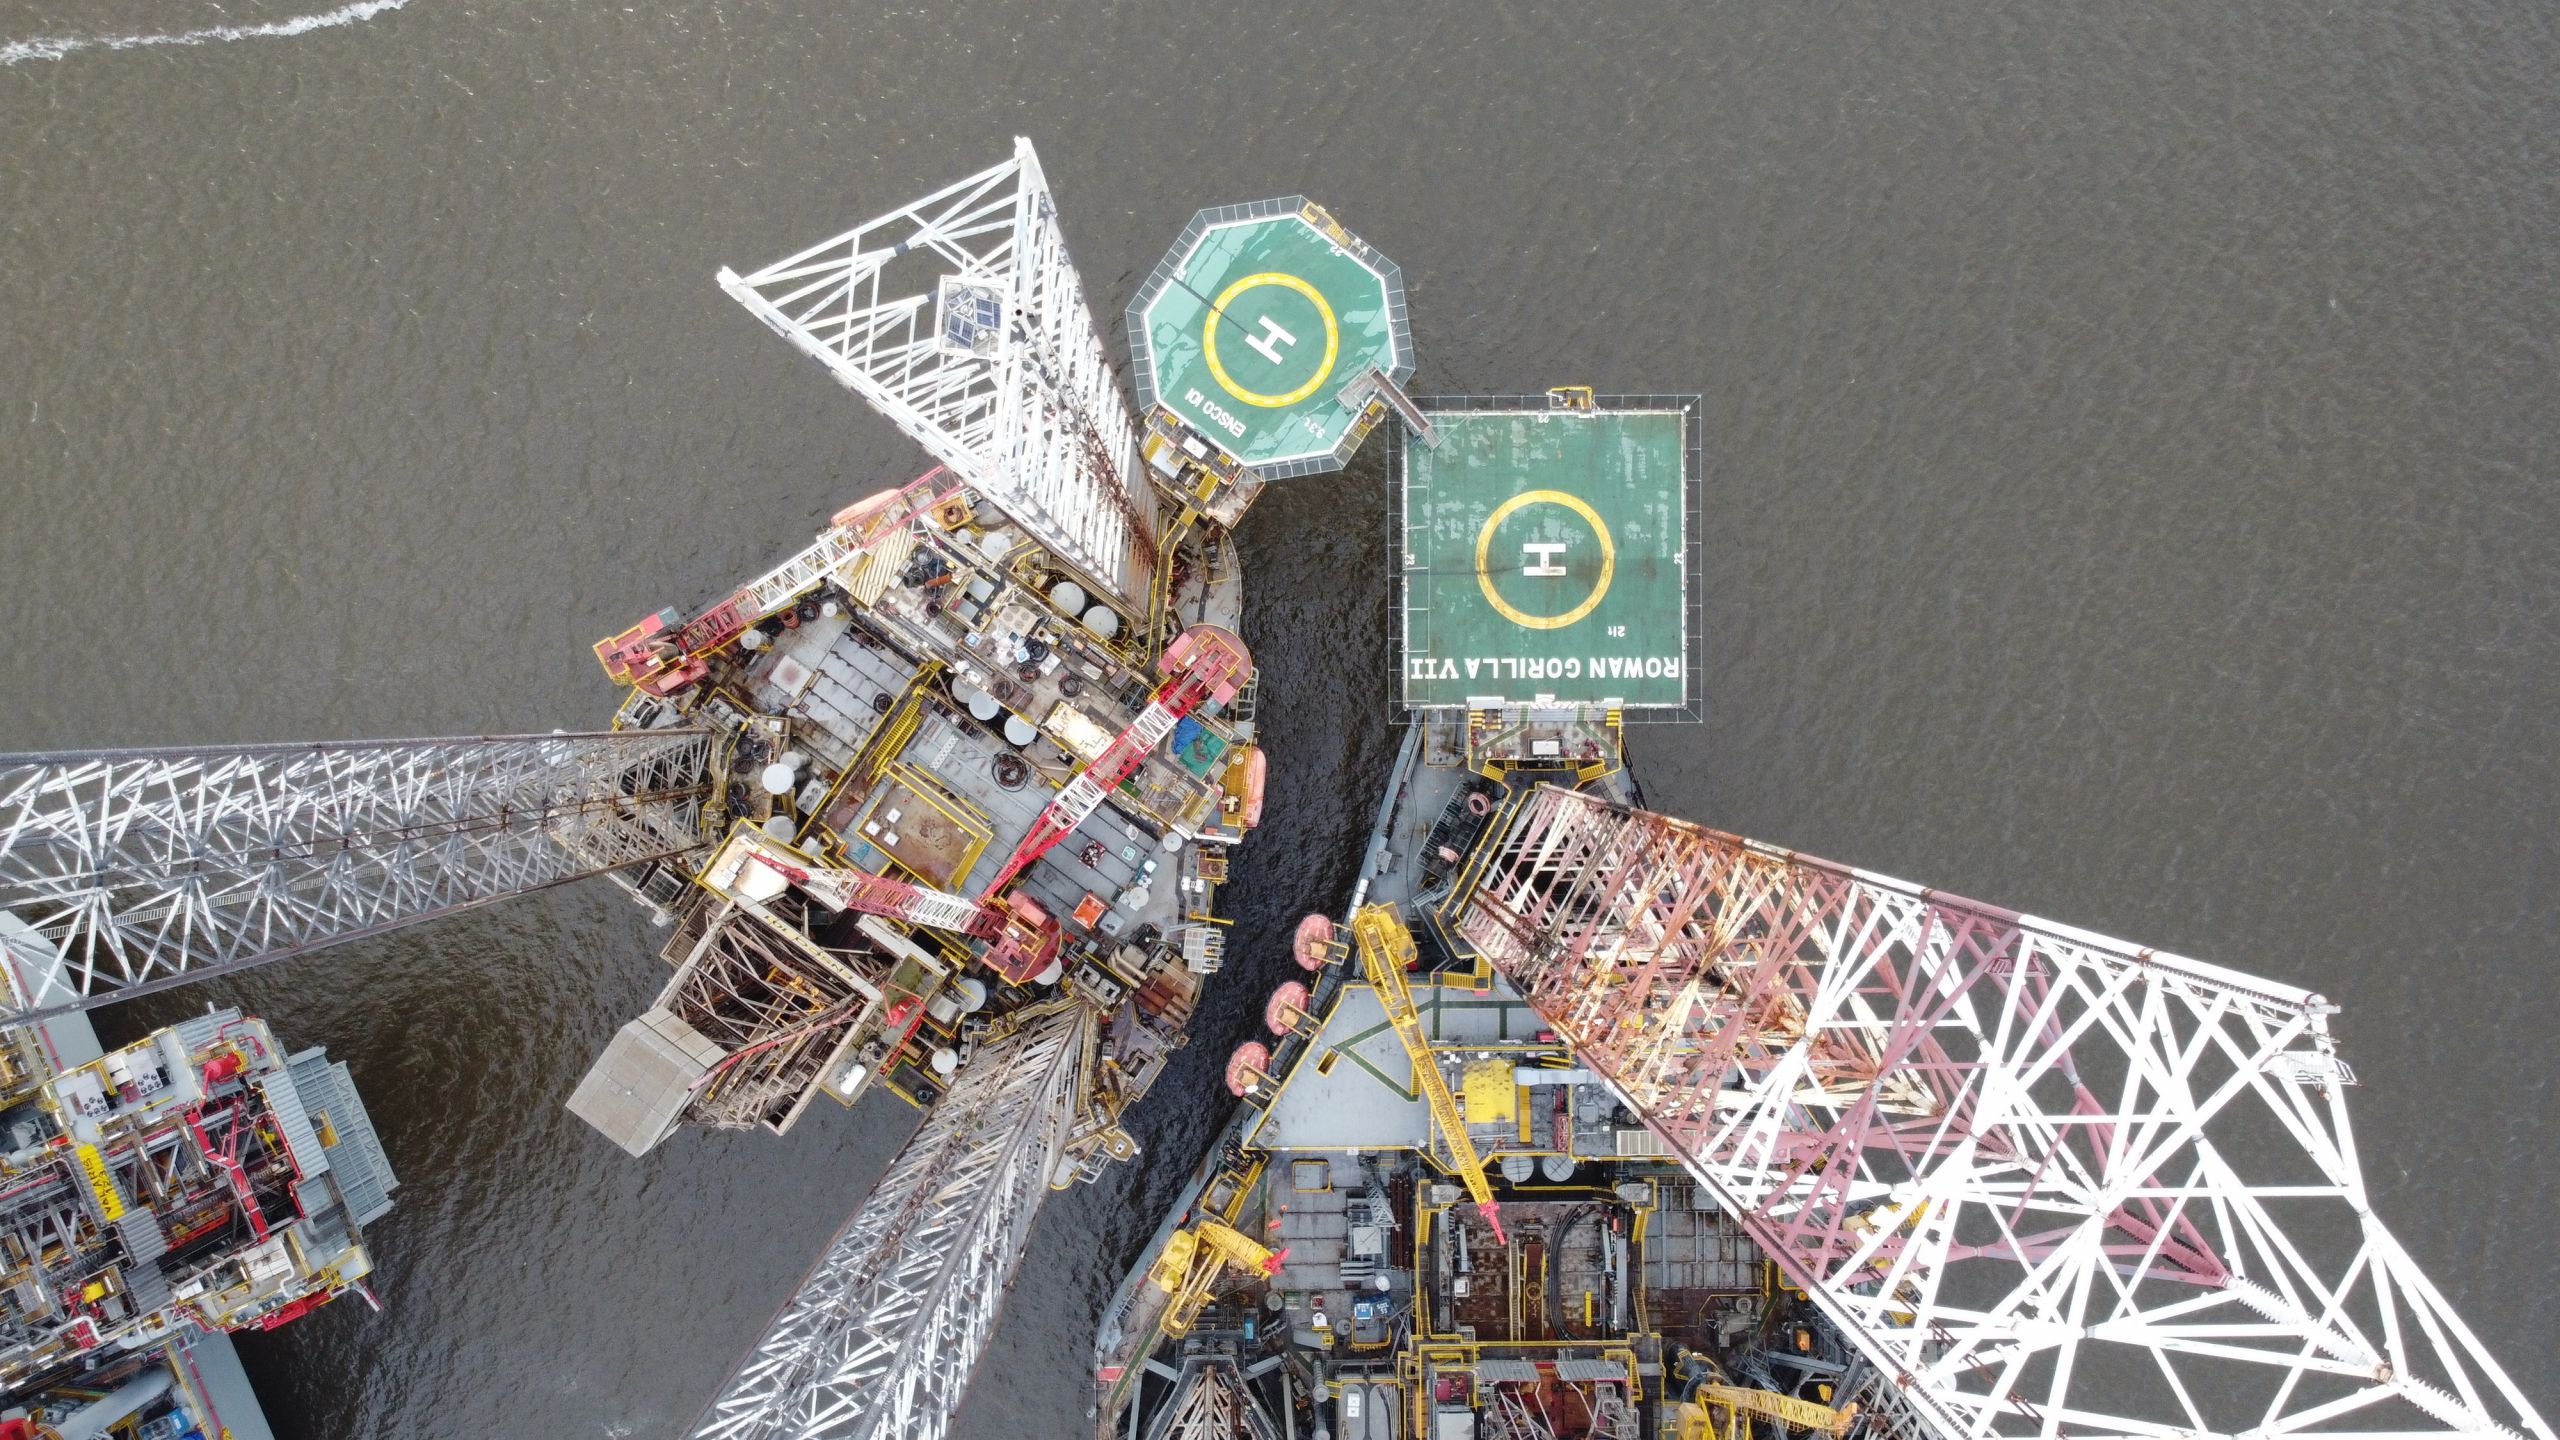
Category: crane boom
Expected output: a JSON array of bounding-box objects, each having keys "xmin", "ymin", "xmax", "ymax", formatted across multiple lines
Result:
[
  {"xmin": 1348, "ymin": 902, "xmax": 1504, "ymax": 1243},
  {"xmin": 1451, "ymin": 783, "xmax": 2555, "ymax": 1440},
  {"xmin": 1675, "ymin": 1388, "xmax": 1858, "ymax": 1438},
  {"xmin": 1147, "ymin": 1219, "xmax": 1285, "ymax": 1339},
  {"xmin": 979, "ymin": 624, "xmax": 1249, "ymax": 897}
]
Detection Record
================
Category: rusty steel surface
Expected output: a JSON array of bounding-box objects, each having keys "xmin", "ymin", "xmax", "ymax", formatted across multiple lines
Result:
[{"xmin": 1453, "ymin": 784, "xmax": 2550, "ymax": 1440}]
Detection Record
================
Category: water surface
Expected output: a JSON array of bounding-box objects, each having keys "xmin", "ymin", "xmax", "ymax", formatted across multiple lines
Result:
[{"xmin": 1, "ymin": 3, "xmax": 2553, "ymax": 1433}]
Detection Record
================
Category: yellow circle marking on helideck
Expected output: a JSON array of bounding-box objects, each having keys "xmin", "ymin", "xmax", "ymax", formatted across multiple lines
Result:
[
  {"xmin": 1202, "ymin": 272, "xmax": 1340, "ymax": 408},
  {"xmin": 1474, "ymin": 490, "xmax": 1616, "ymax": 630}
]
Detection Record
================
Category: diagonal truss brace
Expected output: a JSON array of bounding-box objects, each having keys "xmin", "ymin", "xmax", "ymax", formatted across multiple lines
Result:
[
  {"xmin": 0, "ymin": 729, "xmax": 714, "ymax": 1019},
  {"xmin": 690, "ymin": 1002, "xmax": 1092, "ymax": 1440},
  {"xmin": 717, "ymin": 138, "xmax": 1150, "ymax": 603},
  {"xmin": 1454, "ymin": 785, "xmax": 2552, "ymax": 1440}
]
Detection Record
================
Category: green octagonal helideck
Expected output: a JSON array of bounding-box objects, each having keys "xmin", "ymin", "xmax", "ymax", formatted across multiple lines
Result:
[{"xmin": 1129, "ymin": 198, "xmax": 1412, "ymax": 478}]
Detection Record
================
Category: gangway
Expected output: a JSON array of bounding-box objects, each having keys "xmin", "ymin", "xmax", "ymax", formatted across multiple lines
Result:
[
  {"xmin": 1347, "ymin": 902, "xmax": 1504, "ymax": 1242},
  {"xmin": 1336, "ymin": 366, "xmax": 1439, "ymax": 449}
]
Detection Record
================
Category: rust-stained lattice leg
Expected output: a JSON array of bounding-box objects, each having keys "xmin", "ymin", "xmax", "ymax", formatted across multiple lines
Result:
[{"xmin": 1452, "ymin": 785, "xmax": 2552, "ymax": 1440}]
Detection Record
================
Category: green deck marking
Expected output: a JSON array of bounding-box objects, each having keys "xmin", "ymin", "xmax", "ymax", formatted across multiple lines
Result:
[
  {"xmin": 1131, "ymin": 202, "xmax": 1407, "ymax": 474},
  {"xmin": 1401, "ymin": 408, "xmax": 1690, "ymax": 709}
]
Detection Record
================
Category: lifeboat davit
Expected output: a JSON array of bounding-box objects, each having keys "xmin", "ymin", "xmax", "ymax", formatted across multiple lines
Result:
[
  {"xmin": 1224, "ymin": 1041, "xmax": 1272, "ymax": 1098},
  {"xmin": 1264, "ymin": 981, "xmax": 1312, "ymax": 1036},
  {"xmin": 1292, "ymin": 913, "xmax": 1336, "ymax": 972}
]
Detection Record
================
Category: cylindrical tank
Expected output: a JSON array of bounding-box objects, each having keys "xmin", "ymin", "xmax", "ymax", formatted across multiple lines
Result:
[
  {"xmin": 760, "ymin": 763, "xmax": 796, "ymax": 795},
  {"xmin": 760, "ymin": 815, "xmax": 795, "ymax": 842},
  {"xmin": 1541, "ymin": 1153, "xmax": 1577, "ymax": 1183},
  {"xmin": 1500, "ymin": 1154, "xmax": 1536, "ymax": 1184},
  {"xmin": 1003, "ymin": 715, "xmax": 1038, "ymax": 747},
  {"xmin": 930, "ymin": 1047, "xmax": 959, "ymax": 1077},
  {"xmin": 1048, "ymin": 579, "xmax": 1088, "ymax": 615},
  {"xmin": 1082, "ymin": 604, "xmax": 1121, "ymax": 639}
]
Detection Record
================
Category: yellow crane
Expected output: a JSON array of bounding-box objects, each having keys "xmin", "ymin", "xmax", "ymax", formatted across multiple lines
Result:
[
  {"xmin": 1348, "ymin": 903, "xmax": 1506, "ymax": 1242},
  {"xmin": 1673, "ymin": 1386, "xmax": 1860, "ymax": 1440},
  {"xmin": 1147, "ymin": 1219, "xmax": 1285, "ymax": 1338}
]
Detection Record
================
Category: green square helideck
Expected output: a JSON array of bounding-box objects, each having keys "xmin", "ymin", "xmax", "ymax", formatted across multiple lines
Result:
[{"xmin": 1401, "ymin": 409, "xmax": 1689, "ymax": 709}]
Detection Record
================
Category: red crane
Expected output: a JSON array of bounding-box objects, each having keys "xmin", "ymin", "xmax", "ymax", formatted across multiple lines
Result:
[
  {"xmin": 720, "ymin": 623, "xmax": 1250, "ymax": 985},
  {"xmin": 978, "ymin": 624, "xmax": 1252, "ymax": 896}
]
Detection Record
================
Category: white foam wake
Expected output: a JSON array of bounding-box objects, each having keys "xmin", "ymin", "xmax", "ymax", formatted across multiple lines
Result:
[{"xmin": 1, "ymin": 0, "xmax": 412, "ymax": 66}]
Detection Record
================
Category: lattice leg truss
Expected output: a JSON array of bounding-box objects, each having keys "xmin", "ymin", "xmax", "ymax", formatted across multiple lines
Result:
[
  {"xmin": 1145, "ymin": 1356, "xmax": 1276, "ymax": 1440},
  {"xmin": 716, "ymin": 138, "xmax": 1151, "ymax": 603},
  {"xmin": 0, "ymin": 729, "xmax": 714, "ymax": 1018},
  {"xmin": 1452, "ymin": 785, "xmax": 2552, "ymax": 1440},
  {"xmin": 690, "ymin": 1003, "xmax": 1092, "ymax": 1440}
]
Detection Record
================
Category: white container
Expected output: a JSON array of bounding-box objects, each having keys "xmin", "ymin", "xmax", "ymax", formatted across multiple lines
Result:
[
  {"xmin": 760, "ymin": 763, "xmax": 796, "ymax": 795},
  {"xmin": 1082, "ymin": 604, "xmax": 1121, "ymax": 639},
  {"xmin": 1048, "ymin": 579, "xmax": 1087, "ymax": 615},
  {"xmin": 1003, "ymin": 715, "xmax": 1037, "ymax": 747}
]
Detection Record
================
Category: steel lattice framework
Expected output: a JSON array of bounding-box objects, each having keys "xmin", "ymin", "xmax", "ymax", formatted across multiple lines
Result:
[
  {"xmin": 1453, "ymin": 785, "xmax": 2551, "ymax": 1440},
  {"xmin": 717, "ymin": 137, "xmax": 1149, "ymax": 602},
  {"xmin": 0, "ymin": 730, "xmax": 713, "ymax": 1019},
  {"xmin": 1146, "ymin": 1357, "xmax": 1277, "ymax": 1440},
  {"xmin": 690, "ymin": 1003, "xmax": 1092, "ymax": 1440}
]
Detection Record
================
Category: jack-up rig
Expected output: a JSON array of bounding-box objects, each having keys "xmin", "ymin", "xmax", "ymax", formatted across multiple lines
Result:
[
  {"xmin": 0, "ymin": 140, "xmax": 2546, "ymax": 1440},
  {"xmin": 0, "ymin": 140, "xmax": 1423, "ymax": 1438},
  {"xmin": 1093, "ymin": 390, "xmax": 2554, "ymax": 1440}
]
